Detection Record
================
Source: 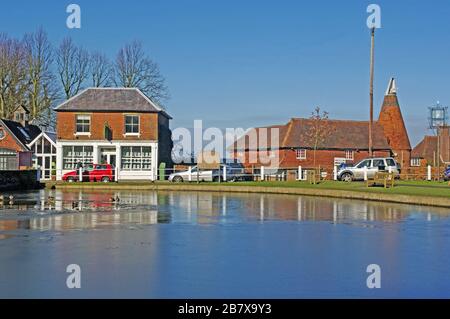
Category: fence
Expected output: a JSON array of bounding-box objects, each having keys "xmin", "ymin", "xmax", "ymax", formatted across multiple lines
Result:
[{"xmin": 44, "ymin": 164, "xmax": 447, "ymax": 183}]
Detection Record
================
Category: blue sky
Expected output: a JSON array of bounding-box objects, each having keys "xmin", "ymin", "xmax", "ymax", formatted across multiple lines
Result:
[{"xmin": 2, "ymin": 0, "xmax": 450, "ymax": 145}]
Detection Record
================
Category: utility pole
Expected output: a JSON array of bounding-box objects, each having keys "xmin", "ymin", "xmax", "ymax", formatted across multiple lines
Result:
[
  {"xmin": 369, "ymin": 27, "xmax": 375, "ymax": 157},
  {"xmin": 437, "ymin": 130, "xmax": 440, "ymax": 181},
  {"xmin": 429, "ymin": 102, "xmax": 448, "ymax": 181}
]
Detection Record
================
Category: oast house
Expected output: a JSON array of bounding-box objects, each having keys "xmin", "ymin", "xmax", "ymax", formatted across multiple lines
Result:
[{"xmin": 232, "ymin": 78, "xmax": 412, "ymax": 171}]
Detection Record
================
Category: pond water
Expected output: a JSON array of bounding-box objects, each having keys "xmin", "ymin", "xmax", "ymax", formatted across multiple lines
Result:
[{"xmin": 0, "ymin": 189, "xmax": 449, "ymax": 298}]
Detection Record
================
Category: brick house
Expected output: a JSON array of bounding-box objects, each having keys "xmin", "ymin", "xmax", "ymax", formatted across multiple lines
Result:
[
  {"xmin": 54, "ymin": 88, "xmax": 172, "ymax": 181},
  {"xmin": 411, "ymin": 126, "xmax": 450, "ymax": 167},
  {"xmin": 232, "ymin": 78, "xmax": 411, "ymax": 171},
  {"xmin": 0, "ymin": 106, "xmax": 56, "ymax": 175}
]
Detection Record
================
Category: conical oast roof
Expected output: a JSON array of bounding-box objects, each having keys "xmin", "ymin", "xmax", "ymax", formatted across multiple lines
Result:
[{"xmin": 378, "ymin": 78, "xmax": 411, "ymax": 151}]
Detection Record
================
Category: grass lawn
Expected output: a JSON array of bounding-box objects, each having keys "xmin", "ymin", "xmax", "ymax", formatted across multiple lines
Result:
[
  {"xmin": 49, "ymin": 180, "xmax": 450, "ymax": 198},
  {"xmin": 200, "ymin": 180, "xmax": 450, "ymax": 198}
]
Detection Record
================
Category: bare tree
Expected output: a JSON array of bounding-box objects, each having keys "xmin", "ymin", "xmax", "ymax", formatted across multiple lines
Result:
[
  {"xmin": 23, "ymin": 28, "xmax": 58, "ymax": 124},
  {"xmin": 0, "ymin": 33, "xmax": 28, "ymax": 118},
  {"xmin": 56, "ymin": 37, "xmax": 89, "ymax": 99},
  {"xmin": 113, "ymin": 41, "xmax": 169, "ymax": 105},
  {"xmin": 90, "ymin": 51, "xmax": 111, "ymax": 87},
  {"xmin": 304, "ymin": 107, "xmax": 336, "ymax": 166}
]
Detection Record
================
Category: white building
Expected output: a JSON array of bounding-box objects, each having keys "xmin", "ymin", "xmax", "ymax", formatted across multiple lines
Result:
[{"xmin": 54, "ymin": 88, "xmax": 173, "ymax": 181}]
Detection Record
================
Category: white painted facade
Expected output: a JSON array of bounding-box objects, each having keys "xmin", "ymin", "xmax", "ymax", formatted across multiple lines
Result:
[
  {"xmin": 28, "ymin": 132, "xmax": 57, "ymax": 181},
  {"xmin": 56, "ymin": 140, "xmax": 159, "ymax": 181}
]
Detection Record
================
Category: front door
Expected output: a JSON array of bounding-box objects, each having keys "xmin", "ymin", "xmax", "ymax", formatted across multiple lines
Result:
[
  {"xmin": 109, "ymin": 155, "xmax": 116, "ymax": 168},
  {"xmin": 38, "ymin": 155, "xmax": 55, "ymax": 180},
  {"xmin": 100, "ymin": 148, "xmax": 117, "ymax": 167}
]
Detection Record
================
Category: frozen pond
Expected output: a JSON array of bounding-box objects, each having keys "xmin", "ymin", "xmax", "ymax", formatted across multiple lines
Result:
[{"xmin": 0, "ymin": 189, "xmax": 449, "ymax": 298}]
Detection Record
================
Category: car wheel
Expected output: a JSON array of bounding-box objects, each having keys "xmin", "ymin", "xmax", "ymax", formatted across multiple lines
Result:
[
  {"xmin": 341, "ymin": 173, "xmax": 353, "ymax": 182},
  {"xmin": 172, "ymin": 175, "xmax": 184, "ymax": 183},
  {"xmin": 101, "ymin": 176, "xmax": 110, "ymax": 183},
  {"xmin": 67, "ymin": 176, "xmax": 76, "ymax": 183}
]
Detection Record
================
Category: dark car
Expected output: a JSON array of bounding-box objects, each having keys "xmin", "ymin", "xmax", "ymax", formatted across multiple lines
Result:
[
  {"xmin": 62, "ymin": 164, "xmax": 115, "ymax": 183},
  {"xmin": 444, "ymin": 165, "xmax": 450, "ymax": 181}
]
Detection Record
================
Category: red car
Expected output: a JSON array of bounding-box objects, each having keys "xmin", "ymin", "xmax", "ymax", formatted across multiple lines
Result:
[{"xmin": 62, "ymin": 164, "xmax": 115, "ymax": 183}]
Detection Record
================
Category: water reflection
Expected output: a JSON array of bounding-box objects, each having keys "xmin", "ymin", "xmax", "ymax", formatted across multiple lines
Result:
[
  {"xmin": 165, "ymin": 191, "xmax": 449, "ymax": 224},
  {"xmin": 0, "ymin": 189, "xmax": 448, "ymax": 238}
]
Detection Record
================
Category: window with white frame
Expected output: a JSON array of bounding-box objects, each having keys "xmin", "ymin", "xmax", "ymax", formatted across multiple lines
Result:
[
  {"xmin": 411, "ymin": 158, "xmax": 421, "ymax": 167},
  {"xmin": 125, "ymin": 115, "xmax": 139, "ymax": 134},
  {"xmin": 76, "ymin": 115, "xmax": 91, "ymax": 133},
  {"xmin": 296, "ymin": 149, "xmax": 307, "ymax": 159},
  {"xmin": 345, "ymin": 150, "xmax": 354, "ymax": 160},
  {"xmin": 62, "ymin": 146, "xmax": 93, "ymax": 170},
  {"xmin": 0, "ymin": 148, "xmax": 17, "ymax": 170},
  {"xmin": 32, "ymin": 136, "xmax": 55, "ymax": 155},
  {"xmin": 121, "ymin": 146, "xmax": 152, "ymax": 171}
]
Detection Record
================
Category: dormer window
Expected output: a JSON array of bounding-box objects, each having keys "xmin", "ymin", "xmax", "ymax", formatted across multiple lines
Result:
[
  {"xmin": 76, "ymin": 115, "xmax": 91, "ymax": 134},
  {"xmin": 125, "ymin": 115, "xmax": 139, "ymax": 134}
]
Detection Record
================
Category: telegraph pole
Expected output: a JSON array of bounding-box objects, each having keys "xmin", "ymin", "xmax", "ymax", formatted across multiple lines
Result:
[
  {"xmin": 429, "ymin": 102, "xmax": 448, "ymax": 181},
  {"xmin": 369, "ymin": 27, "xmax": 375, "ymax": 157}
]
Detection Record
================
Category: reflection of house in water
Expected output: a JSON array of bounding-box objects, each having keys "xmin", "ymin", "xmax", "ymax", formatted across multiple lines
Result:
[
  {"xmin": 1, "ymin": 191, "xmax": 448, "ymax": 235},
  {"xmin": 167, "ymin": 192, "xmax": 227, "ymax": 224},
  {"xmin": 0, "ymin": 210, "xmax": 158, "ymax": 232},
  {"xmin": 163, "ymin": 191, "xmax": 416, "ymax": 224},
  {"xmin": 0, "ymin": 190, "xmax": 162, "ymax": 233},
  {"xmin": 246, "ymin": 195, "xmax": 413, "ymax": 223},
  {"xmin": 42, "ymin": 190, "xmax": 158, "ymax": 211}
]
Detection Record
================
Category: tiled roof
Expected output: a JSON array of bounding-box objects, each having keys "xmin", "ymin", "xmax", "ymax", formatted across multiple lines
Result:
[
  {"xmin": 378, "ymin": 94, "xmax": 411, "ymax": 150},
  {"xmin": 1, "ymin": 119, "xmax": 42, "ymax": 149},
  {"xmin": 45, "ymin": 131, "xmax": 56, "ymax": 143},
  {"xmin": 282, "ymin": 118, "xmax": 390, "ymax": 150},
  {"xmin": 231, "ymin": 125, "xmax": 287, "ymax": 151},
  {"xmin": 411, "ymin": 136, "xmax": 436, "ymax": 159},
  {"xmin": 55, "ymin": 88, "xmax": 172, "ymax": 118},
  {"xmin": 411, "ymin": 134, "xmax": 450, "ymax": 164},
  {"xmin": 233, "ymin": 118, "xmax": 390, "ymax": 151}
]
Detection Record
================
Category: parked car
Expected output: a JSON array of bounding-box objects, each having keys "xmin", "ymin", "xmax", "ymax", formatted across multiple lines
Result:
[
  {"xmin": 226, "ymin": 162, "xmax": 251, "ymax": 181},
  {"xmin": 62, "ymin": 164, "xmax": 115, "ymax": 183},
  {"xmin": 444, "ymin": 165, "xmax": 450, "ymax": 181},
  {"xmin": 169, "ymin": 164, "xmax": 245, "ymax": 182},
  {"xmin": 338, "ymin": 157, "xmax": 400, "ymax": 182}
]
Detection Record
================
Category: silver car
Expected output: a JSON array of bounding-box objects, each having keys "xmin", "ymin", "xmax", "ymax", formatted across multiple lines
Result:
[
  {"xmin": 338, "ymin": 157, "xmax": 400, "ymax": 182},
  {"xmin": 168, "ymin": 164, "xmax": 243, "ymax": 183}
]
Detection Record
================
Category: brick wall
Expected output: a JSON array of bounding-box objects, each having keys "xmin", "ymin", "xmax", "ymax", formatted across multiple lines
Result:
[
  {"xmin": 440, "ymin": 127, "xmax": 450, "ymax": 162},
  {"xmin": 56, "ymin": 112, "xmax": 159, "ymax": 141},
  {"xmin": 236, "ymin": 148, "xmax": 391, "ymax": 171},
  {"xmin": 393, "ymin": 148, "xmax": 411, "ymax": 169},
  {"xmin": 0, "ymin": 128, "xmax": 26, "ymax": 152},
  {"xmin": 279, "ymin": 149, "xmax": 391, "ymax": 169}
]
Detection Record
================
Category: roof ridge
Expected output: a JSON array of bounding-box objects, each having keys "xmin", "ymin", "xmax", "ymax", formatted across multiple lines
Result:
[
  {"xmin": 85, "ymin": 87, "xmax": 138, "ymax": 90},
  {"xmin": 290, "ymin": 117, "xmax": 373, "ymax": 123}
]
